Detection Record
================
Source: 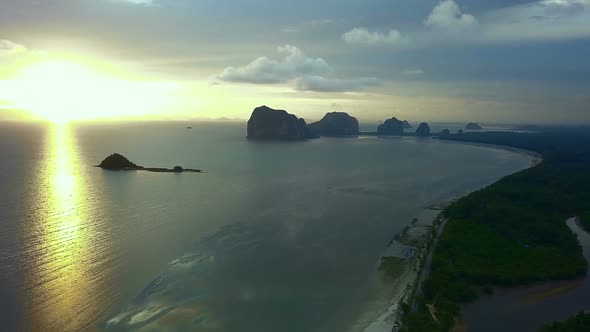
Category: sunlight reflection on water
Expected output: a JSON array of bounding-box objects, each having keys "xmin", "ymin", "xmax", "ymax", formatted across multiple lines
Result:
[{"xmin": 24, "ymin": 124, "xmax": 111, "ymax": 331}]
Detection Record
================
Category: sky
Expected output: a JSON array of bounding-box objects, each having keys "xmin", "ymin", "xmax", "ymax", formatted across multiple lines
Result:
[{"xmin": 0, "ymin": 0, "xmax": 589, "ymax": 123}]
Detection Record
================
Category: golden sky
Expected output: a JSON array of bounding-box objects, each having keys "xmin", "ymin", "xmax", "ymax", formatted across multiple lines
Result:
[{"xmin": 1, "ymin": 0, "xmax": 589, "ymax": 124}]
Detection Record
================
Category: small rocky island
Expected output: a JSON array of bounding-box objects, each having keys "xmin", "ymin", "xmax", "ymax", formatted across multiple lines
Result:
[
  {"xmin": 402, "ymin": 120, "xmax": 412, "ymax": 129},
  {"xmin": 415, "ymin": 122, "xmax": 431, "ymax": 136},
  {"xmin": 247, "ymin": 105, "xmax": 317, "ymax": 140},
  {"xmin": 377, "ymin": 117, "xmax": 405, "ymax": 135},
  {"xmin": 97, "ymin": 153, "xmax": 202, "ymax": 173},
  {"xmin": 466, "ymin": 122, "xmax": 483, "ymax": 130},
  {"xmin": 439, "ymin": 128, "xmax": 451, "ymax": 137},
  {"xmin": 309, "ymin": 112, "xmax": 359, "ymax": 136}
]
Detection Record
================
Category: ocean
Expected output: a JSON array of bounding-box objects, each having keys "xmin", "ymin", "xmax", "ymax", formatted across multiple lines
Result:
[{"xmin": 0, "ymin": 121, "xmax": 532, "ymax": 331}]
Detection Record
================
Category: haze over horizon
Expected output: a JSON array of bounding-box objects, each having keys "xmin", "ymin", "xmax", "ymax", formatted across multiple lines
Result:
[{"xmin": 1, "ymin": 0, "xmax": 589, "ymax": 124}]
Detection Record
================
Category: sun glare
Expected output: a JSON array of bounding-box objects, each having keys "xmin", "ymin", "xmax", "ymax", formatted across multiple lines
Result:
[
  {"xmin": 17, "ymin": 61, "xmax": 105, "ymax": 123},
  {"xmin": 6, "ymin": 60, "xmax": 178, "ymax": 123}
]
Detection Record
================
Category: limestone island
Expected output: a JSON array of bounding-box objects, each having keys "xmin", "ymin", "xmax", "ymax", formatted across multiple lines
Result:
[
  {"xmin": 377, "ymin": 117, "xmax": 405, "ymax": 135},
  {"xmin": 439, "ymin": 128, "xmax": 451, "ymax": 137},
  {"xmin": 466, "ymin": 122, "xmax": 483, "ymax": 130},
  {"xmin": 309, "ymin": 112, "xmax": 359, "ymax": 137},
  {"xmin": 402, "ymin": 120, "xmax": 412, "ymax": 129},
  {"xmin": 247, "ymin": 106, "xmax": 318, "ymax": 140},
  {"xmin": 97, "ymin": 153, "xmax": 202, "ymax": 173},
  {"xmin": 415, "ymin": 122, "xmax": 431, "ymax": 136}
]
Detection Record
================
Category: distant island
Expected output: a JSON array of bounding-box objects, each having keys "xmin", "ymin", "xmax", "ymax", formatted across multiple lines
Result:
[
  {"xmin": 377, "ymin": 117, "xmax": 405, "ymax": 135},
  {"xmin": 246, "ymin": 106, "xmax": 361, "ymax": 139},
  {"xmin": 245, "ymin": 106, "xmax": 466, "ymax": 140},
  {"xmin": 415, "ymin": 122, "xmax": 431, "ymax": 136},
  {"xmin": 247, "ymin": 105, "xmax": 317, "ymax": 140},
  {"xmin": 466, "ymin": 122, "xmax": 483, "ymax": 130},
  {"xmin": 309, "ymin": 112, "xmax": 359, "ymax": 137},
  {"xmin": 358, "ymin": 118, "xmax": 436, "ymax": 137},
  {"xmin": 97, "ymin": 153, "xmax": 202, "ymax": 173},
  {"xmin": 375, "ymin": 117, "xmax": 418, "ymax": 136}
]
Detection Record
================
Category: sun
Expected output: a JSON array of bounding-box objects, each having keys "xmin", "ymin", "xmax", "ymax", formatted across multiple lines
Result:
[
  {"xmin": 5, "ymin": 59, "xmax": 178, "ymax": 123},
  {"xmin": 9, "ymin": 61, "xmax": 111, "ymax": 123}
]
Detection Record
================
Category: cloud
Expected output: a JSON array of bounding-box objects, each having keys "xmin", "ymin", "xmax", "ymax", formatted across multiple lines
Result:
[
  {"xmin": 342, "ymin": 28, "xmax": 408, "ymax": 46},
  {"xmin": 424, "ymin": 0, "xmax": 478, "ymax": 31},
  {"xmin": 0, "ymin": 39, "xmax": 48, "ymax": 80},
  {"xmin": 218, "ymin": 45, "xmax": 378, "ymax": 92},
  {"xmin": 491, "ymin": 0, "xmax": 589, "ymax": 22},
  {"xmin": 0, "ymin": 40, "xmax": 28, "ymax": 55},
  {"xmin": 416, "ymin": 0, "xmax": 590, "ymax": 43},
  {"xmin": 110, "ymin": 0, "xmax": 155, "ymax": 5},
  {"xmin": 480, "ymin": 0, "xmax": 590, "ymax": 42},
  {"xmin": 295, "ymin": 76, "xmax": 379, "ymax": 92},
  {"xmin": 541, "ymin": 0, "xmax": 587, "ymax": 16},
  {"xmin": 281, "ymin": 27, "xmax": 299, "ymax": 33},
  {"xmin": 218, "ymin": 45, "xmax": 331, "ymax": 84},
  {"xmin": 337, "ymin": 0, "xmax": 588, "ymax": 48},
  {"xmin": 0, "ymin": 39, "xmax": 46, "ymax": 61},
  {"xmin": 281, "ymin": 18, "xmax": 334, "ymax": 34},
  {"xmin": 401, "ymin": 69, "xmax": 425, "ymax": 76},
  {"xmin": 306, "ymin": 19, "xmax": 334, "ymax": 26}
]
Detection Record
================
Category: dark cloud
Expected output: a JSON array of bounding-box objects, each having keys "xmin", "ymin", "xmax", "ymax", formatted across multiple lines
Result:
[{"xmin": 295, "ymin": 76, "xmax": 379, "ymax": 92}]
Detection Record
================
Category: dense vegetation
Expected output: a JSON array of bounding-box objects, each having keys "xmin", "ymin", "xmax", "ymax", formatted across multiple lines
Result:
[
  {"xmin": 401, "ymin": 130, "xmax": 590, "ymax": 332},
  {"xmin": 438, "ymin": 129, "xmax": 590, "ymax": 160},
  {"xmin": 539, "ymin": 312, "xmax": 590, "ymax": 332},
  {"xmin": 580, "ymin": 212, "xmax": 590, "ymax": 234}
]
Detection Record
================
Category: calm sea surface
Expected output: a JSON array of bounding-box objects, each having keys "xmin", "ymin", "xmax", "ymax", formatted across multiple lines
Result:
[{"xmin": 0, "ymin": 121, "xmax": 532, "ymax": 332}]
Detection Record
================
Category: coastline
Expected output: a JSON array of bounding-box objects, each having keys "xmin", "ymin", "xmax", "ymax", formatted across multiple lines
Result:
[
  {"xmin": 436, "ymin": 139, "xmax": 543, "ymax": 168},
  {"xmin": 360, "ymin": 213, "xmax": 446, "ymax": 332},
  {"xmin": 359, "ymin": 142, "xmax": 542, "ymax": 332}
]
